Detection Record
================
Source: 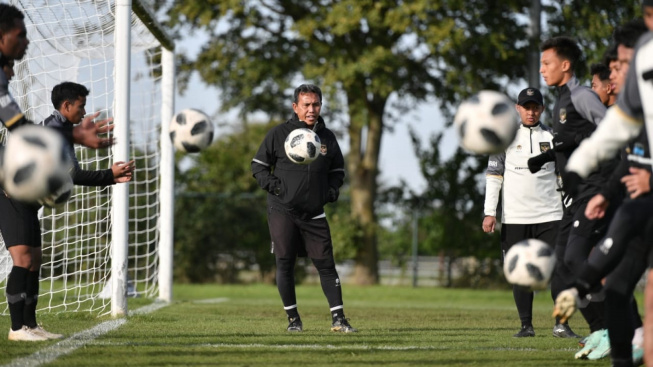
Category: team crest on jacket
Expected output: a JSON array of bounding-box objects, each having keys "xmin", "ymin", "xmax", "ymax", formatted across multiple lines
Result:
[
  {"xmin": 540, "ymin": 142, "xmax": 551, "ymax": 153},
  {"xmin": 559, "ymin": 108, "xmax": 567, "ymax": 124},
  {"xmin": 320, "ymin": 144, "xmax": 327, "ymax": 155}
]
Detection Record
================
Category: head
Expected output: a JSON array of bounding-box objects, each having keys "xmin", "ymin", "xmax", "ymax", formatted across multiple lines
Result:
[
  {"xmin": 2, "ymin": 59, "xmax": 14, "ymax": 81},
  {"xmin": 292, "ymin": 84, "xmax": 322, "ymax": 126},
  {"xmin": 612, "ymin": 19, "xmax": 648, "ymax": 93},
  {"xmin": 589, "ymin": 63, "xmax": 614, "ymax": 106},
  {"xmin": 516, "ymin": 87, "xmax": 544, "ymax": 126},
  {"xmin": 603, "ymin": 44, "xmax": 620, "ymax": 92},
  {"xmin": 51, "ymin": 82, "xmax": 90, "ymax": 124},
  {"xmin": 643, "ymin": 0, "xmax": 653, "ymax": 30},
  {"xmin": 540, "ymin": 36, "xmax": 582, "ymax": 87},
  {"xmin": 0, "ymin": 5, "xmax": 28, "ymax": 61}
]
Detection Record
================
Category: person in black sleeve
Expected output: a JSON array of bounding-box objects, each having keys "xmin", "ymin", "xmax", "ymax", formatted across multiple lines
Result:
[
  {"xmin": 251, "ymin": 84, "xmax": 356, "ymax": 333},
  {"xmin": 1, "ymin": 81, "xmax": 133, "ymax": 341},
  {"xmin": 43, "ymin": 82, "xmax": 134, "ymax": 186},
  {"xmin": 529, "ymin": 36, "xmax": 615, "ymax": 356}
]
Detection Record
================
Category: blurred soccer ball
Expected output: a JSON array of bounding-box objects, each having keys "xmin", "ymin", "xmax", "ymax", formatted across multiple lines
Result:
[
  {"xmin": 503, "ymin": 238, "xmax": 556, "ymax": 291},
  {"xmin": 169, "ymin": 109, "xmax": 214, "ymax": 153},
  {"xmin": 2, "ymin": 125, "xmax": 73, "ymax": 204},
  {"xmin": 454, "ymin": 90, "xmax": 519, "ymax": 154},
  {"xmin": 284, "ymin": 128, "xmax": 321, "ymax": 165}
]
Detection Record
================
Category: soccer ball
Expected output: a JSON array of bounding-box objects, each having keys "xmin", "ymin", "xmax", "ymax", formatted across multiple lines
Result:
[
  {"xmin": 2, "ymin": 125, "xmax": 74, "ymax": 204},
  {"xmin": 169, "ymin": 108, "xmax": 214, "ymax": 153},
  {"xmin": 503, "ymin": 239, "xmax": 556, "ymax": 291},
  {"xmin": 454, "ymin": 90, "xmax": 519, "ymax": 154},
  {"xmin": 284, "ymin": 128, "xmax": 321, "ymax": 164}
]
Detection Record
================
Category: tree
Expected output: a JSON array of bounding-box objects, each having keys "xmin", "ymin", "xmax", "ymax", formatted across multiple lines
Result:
[{"xmin": 157, "ymin": 0, "xmax": 531, "ymax": 284}]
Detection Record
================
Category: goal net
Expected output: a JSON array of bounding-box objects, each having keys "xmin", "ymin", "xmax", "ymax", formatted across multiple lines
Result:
[{"xmin": 0, "ymin": 0, "xmax": 175, "ymax": 316}]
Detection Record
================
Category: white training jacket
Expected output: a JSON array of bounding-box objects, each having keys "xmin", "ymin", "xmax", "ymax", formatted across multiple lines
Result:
[{"xmin": 484, "ymin": 122, "xmax": 563, "ymax": 224}]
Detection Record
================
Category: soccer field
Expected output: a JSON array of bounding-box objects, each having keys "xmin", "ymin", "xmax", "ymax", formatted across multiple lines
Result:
[{"xmin": 0, "ymin": 284, "xmax": 618, "ymax": 366}]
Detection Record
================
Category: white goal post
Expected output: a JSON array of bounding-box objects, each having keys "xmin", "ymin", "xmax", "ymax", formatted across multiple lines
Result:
[{"xmin": 0, "ymin": 0, "xmax": 175, "ymax": 317}]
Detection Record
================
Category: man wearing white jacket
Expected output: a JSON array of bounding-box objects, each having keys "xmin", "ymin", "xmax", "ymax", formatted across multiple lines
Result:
[{"xmin": 483, "ymin": 87, "xmax": 577, "ymax": 338}]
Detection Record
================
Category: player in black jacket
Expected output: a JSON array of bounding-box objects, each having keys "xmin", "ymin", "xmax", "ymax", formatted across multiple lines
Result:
[
  {"xmin": 251, "ymin": 84, "xmax": 356, "ymax": 333},
  {"xmin": 2, "ymin": 81, "xmax": 133, "ymax": 341}
]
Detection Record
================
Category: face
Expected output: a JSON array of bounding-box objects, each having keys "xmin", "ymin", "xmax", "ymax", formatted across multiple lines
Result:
[
  {"xmin": 292, "ymin": 92, "xmax": 321, "ymax": 125},
  {"xmin": 540, "ymin": 48, "xmax": 569, "ymax": 87},
  {"xmin": 644, "ymin": 6, "xmax": 653, "ymax": 31},
  {"xmin": 62, "ymin": 96, "xmax": 87, "ymax": 124},
  {"xmin": 591, "ymin": 74, "xmax": 610, "ymax": 106},
  {"xmin": 0, "ymin": 18, "xmax": 29, "ymax": 61},
  {"xmin": 614, "ymin": 45, "xmax": 634, "ymax": 94},
  {"xmin": 515, "ymin": 102, "xmax": 544, "ymax": 126},
  {"xmin": 608, "ymin": 60, "xmax": 619, "ymax": 91}
]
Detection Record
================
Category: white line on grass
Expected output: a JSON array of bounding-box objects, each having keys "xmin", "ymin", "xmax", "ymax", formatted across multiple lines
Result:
[
  {"xmin": 2, "ymin": 300, "xmax": 170, "ymax": 367},
  {"xmin": 192, "ymin": 297, "xmax": 230, "ymax": 304}
]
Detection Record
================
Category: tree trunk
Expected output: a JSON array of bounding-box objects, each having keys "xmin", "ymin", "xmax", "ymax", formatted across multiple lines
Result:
[{"xmin": 346, "ymin": 92, "xmax": 385, "ymax": 285}]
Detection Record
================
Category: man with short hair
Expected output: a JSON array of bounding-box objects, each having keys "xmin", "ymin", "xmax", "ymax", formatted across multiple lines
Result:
[
  {"xmin": 482, "ymin": 87, "xmax": 569, "ymax": 338},
  {"xmin": 529, "ymin": 36, "xmax": 613, "ymax": 353},
  {"xmin": 590, "ymin": 63, "xmax": 616, "ymax": 107},
  {"xmin": 251, "ymin": 84, "xmax": 356, "ymax": 333}
]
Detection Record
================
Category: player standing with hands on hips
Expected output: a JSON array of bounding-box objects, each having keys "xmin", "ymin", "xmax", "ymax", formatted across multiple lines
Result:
[
  {"xmin": 483, "ymin": 87, "xmax": 574, "ymax": 338},
  {"xmin": 251, "ymin": 84, "xmax": 356, "ymax": 333}
]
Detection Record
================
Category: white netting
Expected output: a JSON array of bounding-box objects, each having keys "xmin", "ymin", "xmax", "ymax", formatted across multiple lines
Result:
[{"xmin": 0, "ymin": 0, "xmax": 169, "ymax": 316}]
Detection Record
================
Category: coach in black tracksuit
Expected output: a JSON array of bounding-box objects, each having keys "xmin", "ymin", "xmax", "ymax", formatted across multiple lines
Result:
[{"xmin": 251, "ymin": 84, "xmax": 356, "ymax": 333}]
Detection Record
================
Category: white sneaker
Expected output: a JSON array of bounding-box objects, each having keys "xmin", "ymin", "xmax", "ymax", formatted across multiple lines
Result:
[
  {"xmin": 30, "ymin": 326, "xmax": 63, "ymax": 339},
  {"xmin": 8, "ymin": 326, "xmax": 48, "ymax": 341}
]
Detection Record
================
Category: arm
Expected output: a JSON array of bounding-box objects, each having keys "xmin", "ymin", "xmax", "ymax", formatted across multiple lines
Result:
[
  {"xmin": 326, "ymin": 134, "xmax": 345, "ymax": 202},
  {"xmin": 483, "ymin": 152, "xmax": 504, "ymax": 232},
  {"xmin": 251, "ymin": 130, "xmax": 282, "ymax": 196},
  {"xmin": 72, "ymin": 167, "xmax": 116, "ymax": 186},
  {"xmin": 566, "ymin": 106, "xmax": 642, "ymax": 179}
]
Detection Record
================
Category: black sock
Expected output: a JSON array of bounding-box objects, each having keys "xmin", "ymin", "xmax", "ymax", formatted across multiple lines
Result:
[
  {"xmin": 285, "ymin": 306, "xmax": 299, "ymax": 319},
  {"xmin": 6, "ymin": 266, "xmax": 29, "ymax": 331},
  {"xmin": 331, "ymin": 308, "xmax": 344, "ymax": 322},
  {"xmin": 513, "ymin": 286, "xmax": 533, "ymax": 327},
  {"xmin": 23, "ymin": 270, "xmax": 40, "ymax": 328}
]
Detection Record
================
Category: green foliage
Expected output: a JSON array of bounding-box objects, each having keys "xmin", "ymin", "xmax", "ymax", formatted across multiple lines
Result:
[{"xmin": 173, "ymin": 123, "xmax": 274, "ymax": 283}]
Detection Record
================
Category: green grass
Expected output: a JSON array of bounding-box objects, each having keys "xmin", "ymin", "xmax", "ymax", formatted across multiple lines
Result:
[{"xmin": 0, "ymin": 284, "xmax": 616, "ymax": 366}]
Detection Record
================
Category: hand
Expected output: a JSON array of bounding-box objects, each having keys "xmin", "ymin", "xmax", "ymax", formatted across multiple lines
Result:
[
  {"xmin": 112, "ymin": 160, "xmax": 135, "ymax": 183},
  {"xmin": 327, "ymin": 187, "xmax": 339, "ymax": 202},
  {"xmin": 527, "ymin": 151, "xmax": 554, "ymax": 173},
  {"xmin": 552, "ymin": 287, "xmax": 580, "ymax": 324},
  {"xmin": 585, "ymin": 194, "xmax": 609, "ymax": 220},
  {"xmin": 482, "ymin": 216, "xmax": 496, "ymax": 233},
  {"xmin": 73, "ymin": 112, "xmax": 115, "ymax": 149},
  {"xmin": 620, "ymin": 167, "xmax": 651, "ymax": 199},
  {"xmin": 552, "ymin": 133, "xmax": 580, "ymax": 152},
  {"xmin": 561, "ymin": 171, "xmax": 582, "ymax": 199}
]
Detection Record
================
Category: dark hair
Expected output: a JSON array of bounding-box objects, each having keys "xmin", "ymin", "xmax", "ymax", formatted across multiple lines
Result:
[
  {"xmin": 590, "ymin": 63, "xmax": 610, "ymax": 81},
  {"xmin": 613, "ymin": 18, "xmax": 648, "ymax": 49},
  {"xmin": 0, "ymin": 4, "xmax": 23, "ymax": 33},
  {"xmin": 601, "ymin": 43, "xmax": 618, "ymax": 65},
  {"xmin": 293, "ymin": 84, "xmax": 322, "ymax": 104},
  {"xmin": 51, "ymin": 82, "xmax": 90, "ymax": 109},
  {"xmin": 540, "ymin": 36, "xmax": 582, "ymax": 71}
]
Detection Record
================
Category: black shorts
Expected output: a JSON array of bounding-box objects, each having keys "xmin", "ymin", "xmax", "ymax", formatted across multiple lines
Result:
[
  {"xmin": 556, "ymin": 198, "xmax": 612, "ymax": 248},
  {"xmin": 500, "ymin": 221, "xmax": 560, "ymax": 260},
  {"xmin": 0, "ymin": 193, "xmax": 41, "ymax": 248},
  {"xmin": 267, "ymin": 206, "xmax": 333, "ymax": 259}
]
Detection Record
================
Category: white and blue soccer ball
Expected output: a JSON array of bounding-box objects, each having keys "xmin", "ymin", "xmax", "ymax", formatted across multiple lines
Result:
[
  {"xmin": 169, "ymin": 108, "xmax": 214, "ymax": 153},
  {"xmin": 503, "ymin": 238, "xmax": 556, "ymax": 291},
  {"xmin": 454, "ymin": 90, "xmax": 519, "ymax": 155},
  {"xmin": 284, "ymin": 128, "xmax": 321, "ymax": 165},
  {"xmin": 2, "ymin": 124, "xmax": 73, "ymax": 204}
]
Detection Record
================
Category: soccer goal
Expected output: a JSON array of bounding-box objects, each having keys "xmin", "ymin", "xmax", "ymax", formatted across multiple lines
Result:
[{"xmin": 0, "ymin": 0, "xmax": 175, "ymax": 317}]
